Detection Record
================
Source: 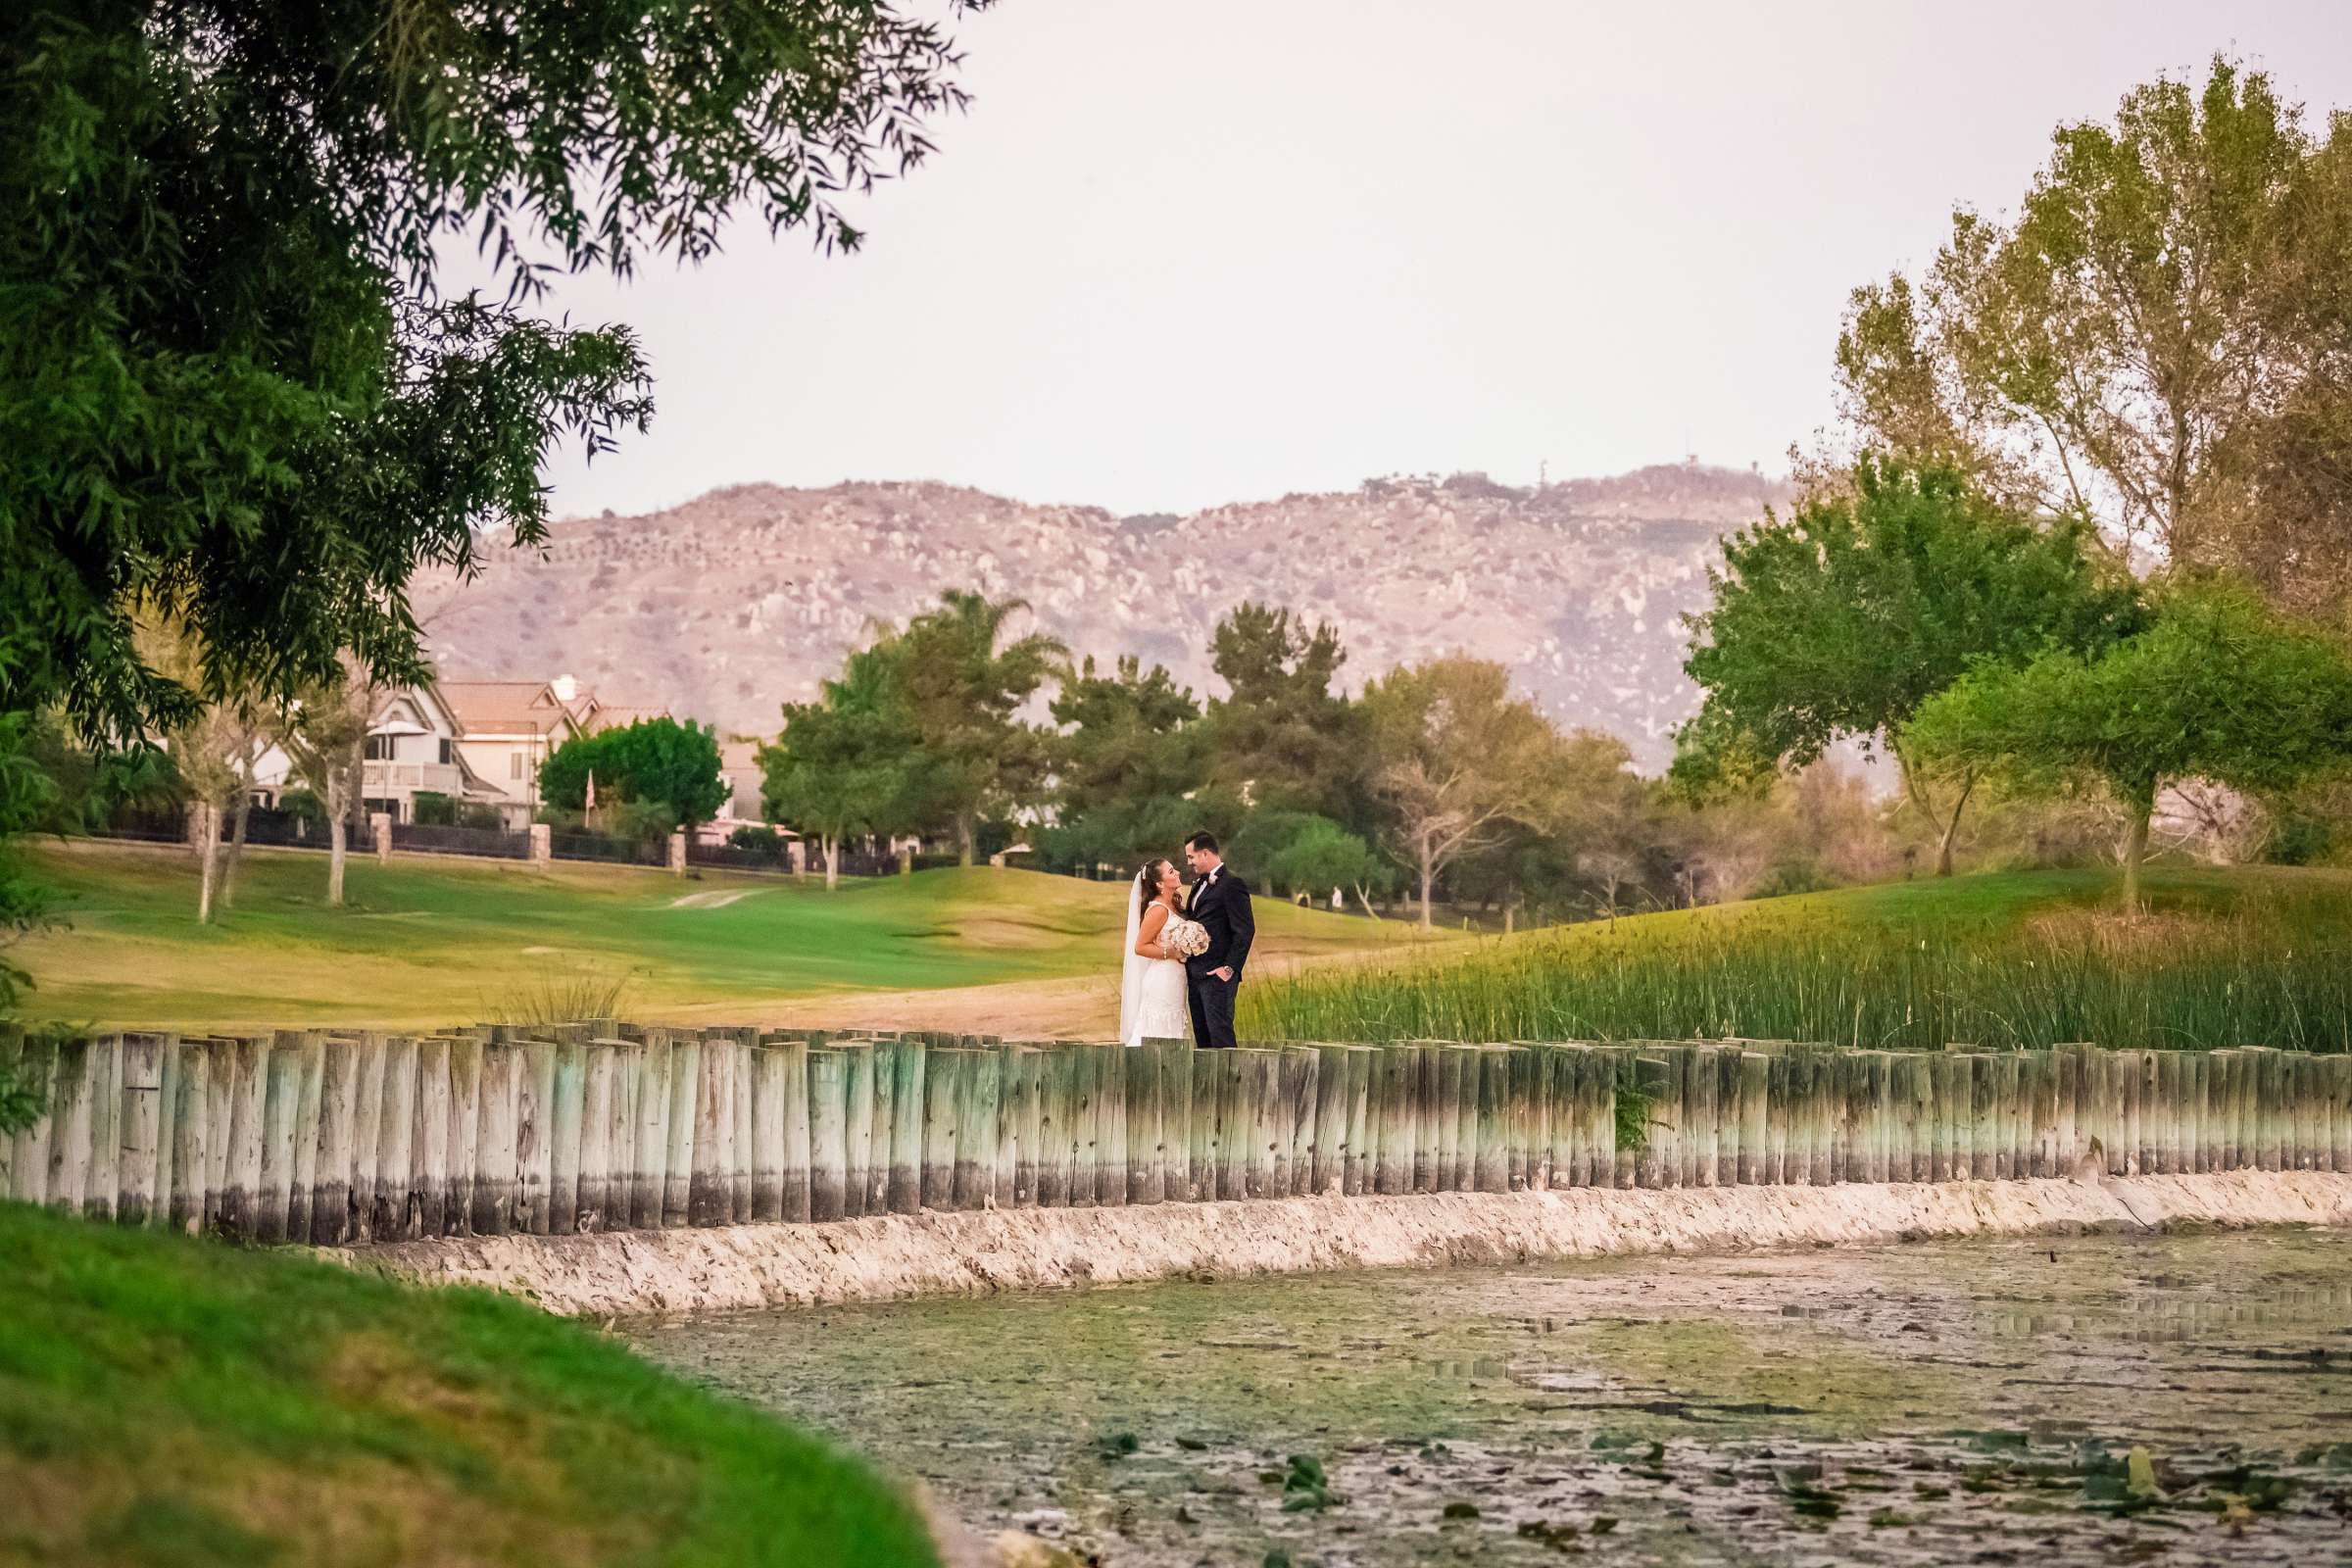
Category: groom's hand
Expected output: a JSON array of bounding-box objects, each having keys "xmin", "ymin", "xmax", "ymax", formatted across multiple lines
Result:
[{"xmin": 1211, "ymin": 965, "xmax": 1234, "ymax": 982}]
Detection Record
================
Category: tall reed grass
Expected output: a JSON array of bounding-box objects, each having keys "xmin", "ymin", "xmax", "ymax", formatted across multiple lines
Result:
[{"xmin": 1243, "ymin": 899, "xmax": 2352, "ymax": 1052}]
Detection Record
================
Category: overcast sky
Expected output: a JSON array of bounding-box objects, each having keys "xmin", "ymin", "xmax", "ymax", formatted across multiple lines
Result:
[{"xmin": 463, "ymin": 2, "xmax": 2352, "ymax": 521}]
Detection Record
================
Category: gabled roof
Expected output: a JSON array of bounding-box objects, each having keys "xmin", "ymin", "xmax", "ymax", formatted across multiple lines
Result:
[
  {"xmin": 438, "ymin": 680, "xmax": 582, "ymax": 737},
  {"xmin": 369, "ymin": 683, "xmax": 462, "ymax": 739}
]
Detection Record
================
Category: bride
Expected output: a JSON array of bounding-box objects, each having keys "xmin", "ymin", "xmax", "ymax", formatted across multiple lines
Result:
[{"xmin": 1119, "ymin": 858, "xmax": 1194, "ymax": 1048}]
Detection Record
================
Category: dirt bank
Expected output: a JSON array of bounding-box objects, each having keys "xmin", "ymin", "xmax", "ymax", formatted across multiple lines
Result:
[{"xmin": 349, "ymin": 1169, "xmax": 2352, "ymax": 1318}]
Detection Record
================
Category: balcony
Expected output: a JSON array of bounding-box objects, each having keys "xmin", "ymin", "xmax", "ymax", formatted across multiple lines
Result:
[{"xmin": 361, "ymin": 760, "xmax": 467, "ymax": 796}]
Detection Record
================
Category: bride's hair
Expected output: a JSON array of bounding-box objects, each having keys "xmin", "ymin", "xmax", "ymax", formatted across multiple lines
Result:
[{"xmin": 1135, "ymin": 858, "xmax": 1174, "ymax": 921}]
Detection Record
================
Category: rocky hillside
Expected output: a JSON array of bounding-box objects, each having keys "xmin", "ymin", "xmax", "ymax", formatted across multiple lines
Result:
[{"xmin": 411, "ymin": 464, "xmax": 1788, "ymax": 770}]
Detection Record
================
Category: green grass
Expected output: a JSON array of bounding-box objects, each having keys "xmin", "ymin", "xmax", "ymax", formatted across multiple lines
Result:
[
  {"xmin": 1243, "ymin": 864, "xmax": 2352, "ymax": 1052},
  {"xmin": 14, "ymin": 845, "xmax": 1396, "ymax": 1030},
  {"xmin": 0, "ymin": 1201, "xmax": 938, "ymax": 1568}
]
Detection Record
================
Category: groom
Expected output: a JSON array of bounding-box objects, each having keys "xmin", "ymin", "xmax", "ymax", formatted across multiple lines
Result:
[{"xmin": 1182, "ymin": 831, "xmax": 1254, "ymax": 1050}]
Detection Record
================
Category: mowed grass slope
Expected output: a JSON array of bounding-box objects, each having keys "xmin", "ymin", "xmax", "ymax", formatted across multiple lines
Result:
[
  {"xmin": 15, "ymin": 844, "xmax": 1402, "ymax": 1030},
  {"xmin": 1244, "ymin": 864, "xmax": 2352, "ymax": 1052},
  {"xmin": 0, "ymin": 1202, "xmax": 939, "ymax": 1568}
]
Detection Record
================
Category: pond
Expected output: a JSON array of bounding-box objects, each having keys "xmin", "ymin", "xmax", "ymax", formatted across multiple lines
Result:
[{"xmin": 628, "ymin": 1227, "xmax": 2352, "ymax": 1566}]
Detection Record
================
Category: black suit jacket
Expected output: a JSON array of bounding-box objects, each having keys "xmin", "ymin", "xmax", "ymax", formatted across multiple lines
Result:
[{"xmin": 1184, "ymin": 869, "xmax": 1255, "ymax": 981}]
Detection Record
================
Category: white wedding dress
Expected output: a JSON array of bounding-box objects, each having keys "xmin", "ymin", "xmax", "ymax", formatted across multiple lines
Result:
[{"xmin": 1119, "ymin": 873, "xmax": 1192, "ymax": 1048}]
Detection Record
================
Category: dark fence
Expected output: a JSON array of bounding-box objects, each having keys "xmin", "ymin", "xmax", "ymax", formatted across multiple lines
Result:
[
  {"xmin": 86, "ymin": 806, "xmax": 375, "ymax": 854},
  {"xmin": 684, "ymin": 840, "xmax": 790, "ymax": 874},
  {"xmin": 392, "ymin": 821, "xmax": 531, "ymax": 860},
  {"xmin": 548, "ymin": 831, "xmax": 664, "ymax": 867}
]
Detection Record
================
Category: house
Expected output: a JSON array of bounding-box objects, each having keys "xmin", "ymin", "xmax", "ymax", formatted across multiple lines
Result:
[
  {"xmin": 359, "ymin": 682, "xmax": 506, "ymax": 823},
  {"xmin": 438, "ymin": 679, "xmax": 588, "ymax": 828},
  {"xmin": 438, "ymin": 673, "xmax": 671, "ymax": 828}
]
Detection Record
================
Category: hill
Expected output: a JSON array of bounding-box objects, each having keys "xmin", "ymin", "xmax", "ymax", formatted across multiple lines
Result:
[
  {"xmin": 0, "ymin": 1201, "xmax": 938, "ymax": 1567},
  {"xmin": 410, "ymin": 465, "xmax": 1788, "ymax": 769},
  {"xmin": 13, "ymin": 846, "xmax": 1422, "ymax": 1033}
]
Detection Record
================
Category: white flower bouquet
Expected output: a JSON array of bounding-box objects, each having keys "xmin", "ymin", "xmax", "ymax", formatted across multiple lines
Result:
[{"xmin": 1162, "ymin": 916, "xmax": 1210, "ymax": 959}]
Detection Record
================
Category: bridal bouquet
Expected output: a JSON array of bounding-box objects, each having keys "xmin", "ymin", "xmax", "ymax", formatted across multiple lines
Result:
[{"xmin": 1162, "ymin": 915, "xmax": 1210, "ymax": 958}]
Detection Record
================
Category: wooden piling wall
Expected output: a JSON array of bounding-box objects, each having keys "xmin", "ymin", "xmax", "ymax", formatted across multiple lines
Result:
[{"xmin": 7, "ymin": 1025, "xmax": 2340, "ymax": 1246}]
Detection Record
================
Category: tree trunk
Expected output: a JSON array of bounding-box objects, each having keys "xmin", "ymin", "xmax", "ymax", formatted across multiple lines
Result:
[
  {"xmin": 196, "ymin": 803, "xmax": 220, "ymax": 924},
  {"xmin": 324, "ymin": 769, "xmax": 349, "ymax": 908},
  {"xmin": 823, "ymin": 834, "xmax": 840, "ymax": 892},
  {"xmin": 222, "ymin": 789, "xmax": 253, "ymax": 908},
  {"xmin": 1417, "ymin": 839, "xmax": 1435, "ymax": 933},
  {"xmin": 956, "ymin": 812, "xmax": 975, "ymax": 868},
  {"xmin": 1351, "ymin": 883, "xmax": 1383, "ymax": 922},
  {"xmin": 1932, "ymin": 768, "xmax": 1978, "ymax": 878},
  {"xmin": 2120, "ymin": 792, "xmax": 2152, "ymax": 912}
]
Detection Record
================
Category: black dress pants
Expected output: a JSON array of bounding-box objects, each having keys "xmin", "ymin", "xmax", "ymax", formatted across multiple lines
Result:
[{"xmin": 1187, "ymin": 970, "xmax": 1238, "ymax": 1049}]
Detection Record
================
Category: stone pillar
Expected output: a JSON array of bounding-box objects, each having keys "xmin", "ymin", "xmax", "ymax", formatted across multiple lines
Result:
[
  {"xmin": 528, "ymin": 823, "xmax": 551, "ymax": 868},
  {"xmin": 667, "ymin": 829, "xmax": 687, "ymax": 876},
  {"xmin": 369, "ymin": 811, "xmax": 392, "ymax": 864}
]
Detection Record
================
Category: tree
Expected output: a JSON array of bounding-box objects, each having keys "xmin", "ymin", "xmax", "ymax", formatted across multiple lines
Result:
[
  {"xmin": 1264, "ymin": 816, "xmax": 1392, "ymax": 919},
  {"xmin": 1905, "ymin": 580, "xmax": 2352, "ymax": 909},
  {"xmin": 1201, "ymin": 605, "xmax": 1369, "ymax": 822},
  {"xmin": 891, "ymin": 592, "xmax": 1066, "ymax": 865},
  {"xmin": 134, "ymin": 623, "xmax": 264, "ymax": 923},
  {"xmin": 1835, "ymin": 57, "xmax": 2352, "ymax": 603},
  {"xmin": 540, "ymin": 717, "xmax": 729, "ymax": 830},
  {"xmin": 1676, "ymin": 458, "xmax": 2144, "ymax": 874},
  {"xmin": 1360, "ymin": 657, "xmax": 1572, "ymax": 931},
  {"xmin": 4, "ymin": 1, "xmax": 981, "ymax": 745},
  {"xmin": 1051, "ymin": 655, "xmax": 1203, "ymax": 815},
  {"xmin": 760, "ymin": 647, "xmax": 919, "ymax": 891},
  {"xmin": 276, "ymin": 666, "xmax": 375, "ymax": 909}
]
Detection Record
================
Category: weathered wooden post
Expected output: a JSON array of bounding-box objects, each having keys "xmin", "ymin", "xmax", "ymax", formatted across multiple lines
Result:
[
  {"xmin": 169, "ymin": 1043, "xmax": 213, "ymax": 1237},
  {"xmin": 566, "ymin": 1044, "xmax": 612, "ymax": 1241},
  {"xmin": 1687, "ymin": 1046, "xmax": 1720, "ymax": 1188},
  {"xmin": 2330, "ymin": 1054, "xmax": 2352, "ymax": 1176},
  {"xmin": 1094, "ymin": 1044, "xmax": 1127, "ymax": 1210},
  {"xmin": 688, "ymin": 1036, "xmax": 733, "ymax": 1226},
  {"xmin": 887, "ymin": 1039, "xmax": 926, "ymax": 1213},
  {"xmin": 467, "ymin": 1041, "xmax": 514, "ymax": 1236},
  {"xmin": 1505, "ymin": 1046, "xmax": 1539, "ymax": 1191},
  {"xmin": 444, "ymin": 1035, "xmax": 479, "ymax": 1236},
  {"xmin": 543, "ymin": 1038, "xmax": 583, "ymax": 1236},
  {"xmin": 1246, "ymin": 1049, "xmax": 1285, "ymax": 1198},
  {"xmin": 753, "ymin": 1044, "xmax": 790, "ymax": 1222},
  {"xmin": 207, "ymin": 1037, "xmax": 261, "ymax": 1238},
  {"xmin": 1119, "ymin": 1044, "xmax": 1156, "ymax": 1203},
  {"xmin": 1374, "ymin": 1047, "xmax": 1412, "ymax": 1195},
  {"xmin": 116, "ymin": 1034, "xmax": 164, "ymax": 1229},
  {"xmin": 1630, "ymin": 1055, "xmax": 1670, "ymax": 1189},
  {"xmin": 412, "ymin": 1036, "xmax": 452, "ymax": 1237},
  {"xmin": 1281, "ymin": 1046, "xmax": 1320, "ymax": 1198},
  {"xmin": 808, "ymin": 1049, "xmax": 848, "ymax": 1221},
  {"xmin": 954, "ymin": 1048, "xmax": 1001, "ymax": 1211},
  {"xmin": 2146, "ymin": 1052, "xmax": 2178, "ymax": 1176},
  {"xmin": 841, "ymin": 1042, "xmax": 875, "ymax": 1219},
  {"xmin": 916, "ymin": 1046, "xmax": 957, "ymax": 1210},
  {"xmin": 1153, "ymin": 1039, "xmax": 1191, "ymax": 1202},
  {"xmin": 1031, "ymin": 1047, "xmax": 1071, "ymax": 1208},
  {"xmin": 729, "ymin": 1034, "xmax": 757, "ymax": 1221},
  {"xmin": 94, "ymin": 1034, "xmax": 130, "ymax": 1217},
  {"xmin": 1545, "ymin": 1049, "xmax": 1580, "ymax": 1189},
  {"xmin": 9, "ymin": 1033, "xmax": 53, "ymax": 1208},
  {"xmin": 625, "ymin": 1035, "xmax": 668, "ymax": 1229},
  {"xmin": 655, "ymin": 1035, "xmax": 695, "ymax": 1227},
  {"xmin": 1738, "ymin": 1052, "xmax": 1770, "ymax": 1185}
]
